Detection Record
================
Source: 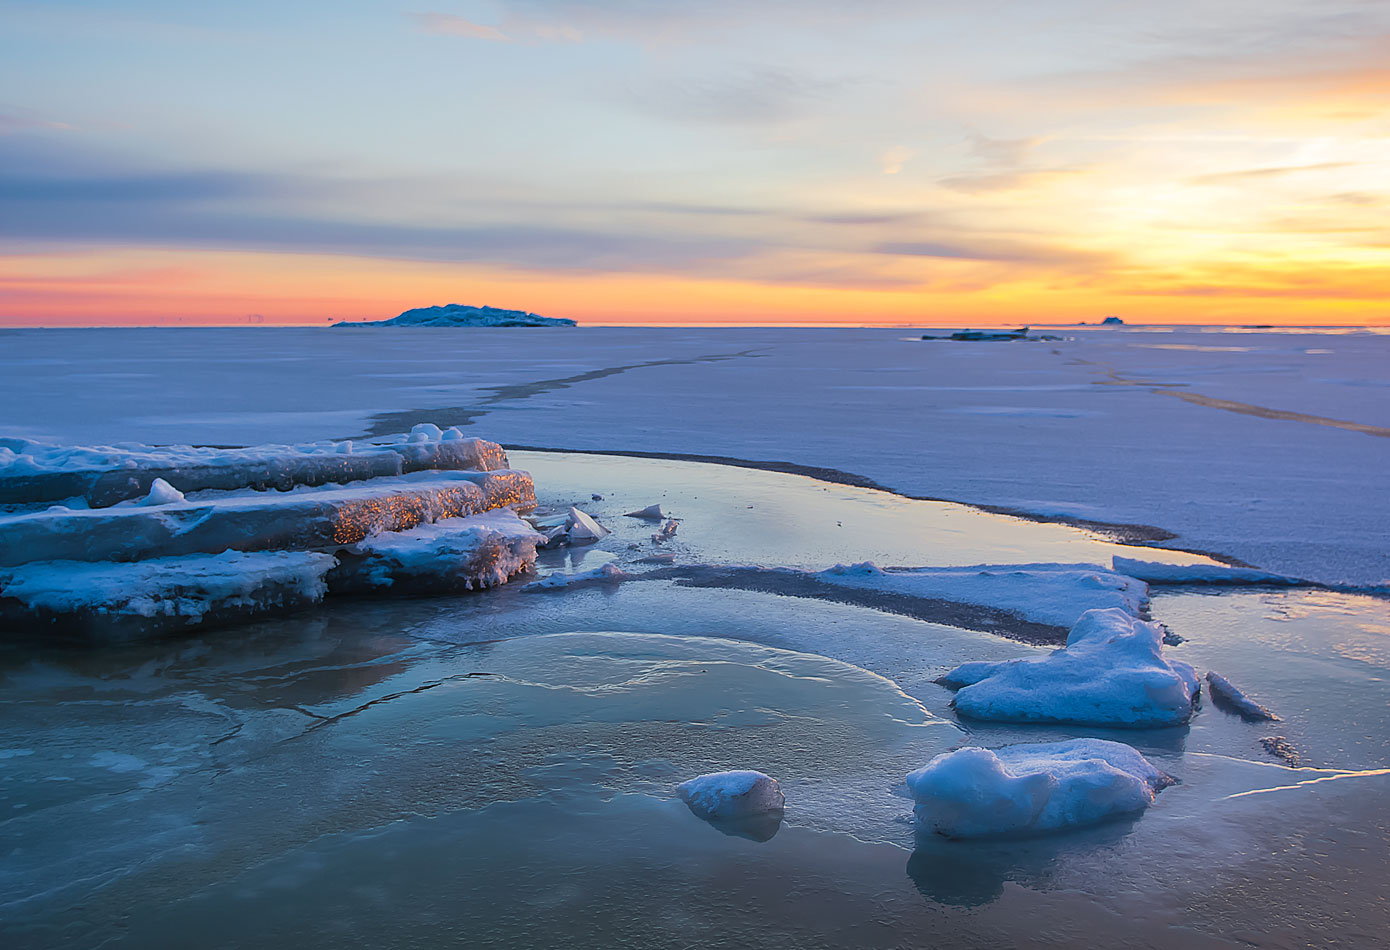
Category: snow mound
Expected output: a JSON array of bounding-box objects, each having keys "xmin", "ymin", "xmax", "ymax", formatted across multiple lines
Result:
[
  {"xmin": 816, "ymin": 562, "xmax": 1148, "ymax": 629},
  {"xmin": 0, "ymin": 432, "xmax": 509, "ymax": 507},
  {"xmin": 906, "ymin": 739, "xmax": 1170, "ymax": 838},
  {"xmin": 1205, "ymin": 671, "xmax": 1280, "ymax": 722},
  {"xmin": 1111, "ymin": 556, "xmax": 1299, "ymax": 586},
  {"xmin": 523, "ymin": 562, "xmax": 630, "ymax": 590},
  {"xmin": 677, "ymin": 770, "xmax": 785, "ymax": 820},
  {"xmin": 334, "ymin": 304, "xmax": 576, "ymax": 328},
  {"xmin": 0, "ymin": 551, "xmax": 337, "ymax": 640},
  {"xmin": 0, "ymin": 469, "xmax": 536, "ymax": 566},
  {"xmin": 332, "ymin": 509, "xmax": 544, "ymax": 593},
  {"xmin": 941, "ymin": 607, "xmax": 1199, "ymax": 727}
]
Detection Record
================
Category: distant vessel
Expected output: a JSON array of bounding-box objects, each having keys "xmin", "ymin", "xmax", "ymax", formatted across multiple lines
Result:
[{"xmin": 334, "ymin": 304, "xmax": 577, "ymax": 328}]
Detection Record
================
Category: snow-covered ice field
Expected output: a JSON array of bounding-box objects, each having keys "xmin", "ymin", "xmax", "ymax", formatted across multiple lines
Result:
[
  {"xmin": 1, "ymin": 324, "xmax": 1385, "ymax": 584},
  {"xmin": 1, "ymin": 325, "xmax": 1388, "ymax": 949}
]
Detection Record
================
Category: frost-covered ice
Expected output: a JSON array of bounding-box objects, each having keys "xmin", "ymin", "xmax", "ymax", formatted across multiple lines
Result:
[
  {"xmin": 1111, "ymin": 556, "xmax": 1299, "ymax": 586},
  {"xmin": 0, "ymin": 428, "xmax": 508, "ymax": 507},
  {"xmin": 1205, "ymin": 671, "xmax": 1280, "ymax": 722},
  {"xmin": 0, "ymin": 550, "xmax": 336, "ymax": 639},
  {"xmin": 941, "ymin": 608, "xmax": 1199, "ymax": 726},
  {"xmin": 815, "ymin": 562, "xmax": 1148, "ymax": 629},
  {"xmin": 677, "ymin": 770, "xmax": 785, "ymax": 820},
  {"xmin": 0, "ymin": 469, "xmax": 536, "ymax": 566},
  {"xmin": 523, "ymin": 562, "xmax": 631, "ymax": 590},
  {"xmin": 906, "ymin": 739, "xmax": 1171, "ymax": 838},
  {"xmin": 332, "ymin": 510, "xmax": 544, "ymax": 593}
]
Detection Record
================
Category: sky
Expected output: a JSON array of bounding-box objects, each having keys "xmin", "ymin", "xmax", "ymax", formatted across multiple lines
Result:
[{"xmin": 1, "ymin": 0, "xmax": 1388, "ymax": 326}]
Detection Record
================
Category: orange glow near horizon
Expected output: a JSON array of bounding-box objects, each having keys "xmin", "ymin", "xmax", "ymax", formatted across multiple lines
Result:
[{"xmin": 2, "ymin": 246, "xmax": 1387, "ymax": 328}]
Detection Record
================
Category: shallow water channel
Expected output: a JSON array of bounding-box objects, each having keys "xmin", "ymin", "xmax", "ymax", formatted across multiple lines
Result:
[{"xmin": 1, "ymin": 453, "xmax": 1386, "ymax": 949}]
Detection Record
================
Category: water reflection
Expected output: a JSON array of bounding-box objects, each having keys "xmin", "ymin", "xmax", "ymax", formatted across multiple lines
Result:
[{"xmin": 906, "ymin": 816, "xmax": 1140, "ymax": 907}]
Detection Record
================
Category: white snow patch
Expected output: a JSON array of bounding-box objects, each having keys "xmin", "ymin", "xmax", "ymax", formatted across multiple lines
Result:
[
  {"xmin": 941, "ymin": 607, "xmax": 1199, "ymax": 727},
  {"xmin": 906, "ymin": 739, "xmax": 1170, "ymax": 838},
  {"xmin": 677, "ymin": 770, "xmax": 785, "ymax": 820}
]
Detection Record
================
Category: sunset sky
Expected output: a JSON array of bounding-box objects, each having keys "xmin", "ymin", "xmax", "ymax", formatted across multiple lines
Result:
[{"xmin": 2, "ymin": 0, "xmax": 1388, "ymax": 326}]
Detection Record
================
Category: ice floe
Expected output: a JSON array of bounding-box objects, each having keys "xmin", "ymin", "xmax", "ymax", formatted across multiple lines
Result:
[
  {"xmin": 940, "ymin": 607, "xmax": 1199, "ymax": 726},
  {"xmin": 624, "ymin": 504, "xmax": 664, "ymax": 520},
  {"xmin": 906, "ymin": 739, "xmax": 1171, "ymax": 838},
  {"xmin": 815, "ymin": 562, "xmax": 1148, "ymax": 629},
  {"xmin": 677, "ymin": 770, "xmax": 785, "ymax": 820},
  {"xmin": 1111, "ymin": 556, "xmax": 1299, "ymax": 586}
]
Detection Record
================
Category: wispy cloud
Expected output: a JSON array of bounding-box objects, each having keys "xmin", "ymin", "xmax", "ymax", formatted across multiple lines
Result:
[
  {"xmin": 0, "ymin": 109, "xmax": 75, "ymax": 135},
  {"xmin": 623, "ymin": 68, "xmax": 853, "ymax": 125},
  {"xmin": 880, "ymin": 146, "xmax": 912, "ymax": 175},
  {"xmin": 408, "ymin": 12, "xmax": 510, "ymax": 42}
]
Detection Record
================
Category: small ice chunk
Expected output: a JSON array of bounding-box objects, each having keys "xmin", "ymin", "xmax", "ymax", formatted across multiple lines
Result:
[
  {"xmin": 906, "ymin": 739, "xmax": 1170, "ymax": 839},
  {"xmin": 409, "ymin": 423, "xmax": 443, "ymax": 442},
  {"xmin": 625, "ymin": 504, "xmax": 664, "ymax": 520},
  {"xmin": 566, "ymin": 507, "xmax": 610, "ymax": 543},
  {"xmin": 942, "ymin": 607, "xmax": 1199, "ymax": 727},
  {"xmin": 441, "ymin": 427, "xmax": 465, "ymax": 441},
  {"xmin": 636, "ymin": 552, "xmax": 676, "ymax": 565},
  {"xmin": 1205, "ymin": 671, "xmax": 1279, "ymax": 722},
  {"xmin": 677, "ymin": 770, "xmax": 785, "ymax": 820},
  {"xmin": 135, "ymin": 478, "xmax": 185, "ymax": 507},
  {"xmin": 336, "ymin": 440, "xmax": 354, "ymax": 454},
  {"xmin": 523, "ymin": 562, "xmax": 629, "ymax": 590},
  {"xmin": 591, "ymin": 493, "xmax": 603, "ymax": 501},
  {"xmin": 652, "ymin": 519, "xmax": 678, "ymax": 542}
]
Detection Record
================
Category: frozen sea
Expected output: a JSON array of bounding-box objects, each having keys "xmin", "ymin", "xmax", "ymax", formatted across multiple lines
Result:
[{"xmin": 1, "ymin": 325, "xmax": 1388, "ymax": 949}]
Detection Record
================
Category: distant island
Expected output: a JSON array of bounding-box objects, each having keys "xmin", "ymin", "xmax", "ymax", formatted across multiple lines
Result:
[{"xmin": 334, "ymin": 304, "xmax": 577, "ymax": 328}]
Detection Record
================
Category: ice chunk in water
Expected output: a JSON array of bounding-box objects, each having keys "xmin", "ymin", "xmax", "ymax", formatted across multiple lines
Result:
[
  {"xmin": 1206, "ymin": 671, "xmax": 1279, "ymax": 722},
  {"xmin": 566, "ymin": 507, "xmax": 610, "ymax": 543},
  {"xmin": 624, "ymin": 504, "xmax": 664, "ymax": 520},
  {"xmin": 907, "ymin": 739, "xmax": 1170, "ymax": 838},
  {"xmin": 677, "ymin": 770, "xmax": 785, "ymax": 820},
  {"xmin": 940, "ymin": 607, "xmax": 1199, "ymax": 727}
]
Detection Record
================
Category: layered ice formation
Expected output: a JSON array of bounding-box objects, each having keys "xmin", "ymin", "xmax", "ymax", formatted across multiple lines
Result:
[
  {"xmin": 0, "ymin": 469, "xmax": 535, "ymax": 567},
  {"xmin": 815, "ymin": 562, "xmax": 1148, "ymax": 629},
  {"xmin": 0, "ymin": 429, "xmax": 541, "ymax": 638},
  {"xmin": 0, "ymin": 426, "xmax": 507, "ymax": 507},
  {"xmin": 677, "ymin": 770, "xmax": 786, "ymax": 820},
  {"xmin": 0, "ymin": 551, "xmax": 337, "ymax": 640},
  {"xmin": 906, "ymin": 739, "xmax": 1171, "ymax": 838},
  {"xmin": 941, "ymin": 608, "xmax": 1199, "ymax": 726}
]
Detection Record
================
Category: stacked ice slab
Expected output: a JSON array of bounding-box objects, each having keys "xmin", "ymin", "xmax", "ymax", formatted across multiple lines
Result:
[{"xmin": 0, "ymin": 425, "xmax": 541, "ymax": 640}]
